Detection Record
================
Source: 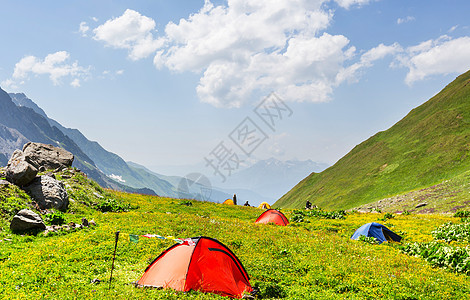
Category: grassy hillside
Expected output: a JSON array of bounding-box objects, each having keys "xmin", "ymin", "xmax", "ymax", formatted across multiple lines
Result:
[
  {"xmin": 350, "ymin": 168, "xmax": 470, "ymax": 214},
  {"xmin": 0, "ymin": 170, "xmax": 470, "ymax": 299},
  {"xmin": 276, "ymin": 70, "xmax": 470, "ymax": 210}
]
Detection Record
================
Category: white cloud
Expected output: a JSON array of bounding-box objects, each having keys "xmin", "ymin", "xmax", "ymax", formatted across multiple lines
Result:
[
  {"xmin": 70, "ymin": 78, "xmax": 80, "ymax": 87},
  {"xmin": 336, "ymin": 43, "xmax": 401, "ymax": 84},
  {"xmin": 92, "ymin": 9, "xmax": 164, "ymax": 60},
  {"xmin": 154, "ymin": 0, "xmax": 357, "ymax": 106},
  {"xmin": 88, "ymin": 1, "xmax": 396, "ymax": 107},
  {"xmin": 0, "ymin": 78, "xmax": 18, "ymax": 90},
  {"xmin": 397, "ymin": 16, "xmax": 415, "ymax": 25},
  {"xmin": 335, "ymin": 0, "xmax": 374, "ymax": 9},
  {"xmin": 449, "ymin": 25, "xmax": 458, "ymax": 33},
  {"xmin": 79, "ymin": 21, "xmax": 89, "ymax": 37},
  {"xmin": 397, "ymin": 36, "xmax": 470, "ymax": 85},
  {"xmin": 4, "ymin": 51, "xmax": 89, "ymax": 87},
  {"xmin": 116, "ymin": 69, "xmax": 124, "ymax": 75}
]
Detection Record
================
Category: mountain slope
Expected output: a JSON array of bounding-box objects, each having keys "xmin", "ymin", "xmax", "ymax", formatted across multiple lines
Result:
[
  {"xmin": 0, "ymin": 88, "xmax": 156, "ymax": 194},
  {"xmin": 0, "ymin": 88, "xmax": 99, "ymax": 176},
  {"xmin": 276, "ymin": 70, "xmax": 470, "ymax": 210},
  {"xmin": 9, "ymin": 92, "xmax": 175, "ymax": 196}
]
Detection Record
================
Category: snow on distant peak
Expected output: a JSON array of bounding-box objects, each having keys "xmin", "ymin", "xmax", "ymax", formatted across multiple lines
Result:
[{"xmin": 108, "ymin": 174, "xmax": 125, "ymax": 183}]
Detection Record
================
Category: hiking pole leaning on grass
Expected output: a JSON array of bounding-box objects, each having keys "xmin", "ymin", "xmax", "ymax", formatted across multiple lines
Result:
[{"xmin": 109, "ymin": 231, "xmax": 120, "ymax": 289}]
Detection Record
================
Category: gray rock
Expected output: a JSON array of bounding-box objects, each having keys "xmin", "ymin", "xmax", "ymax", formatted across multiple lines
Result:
[
  {"xmin": 415, "ymin": 202, "xmax": 427, "ymax": 208},
  {"xmin": 89, "ymin": 220, "xmax": 96, "ymax": 226},
  {"xmin": 23, "ymin": 175, "xmax": 69, "ymax": 211},
  {"xmin": 22, "ymin": 142, "xmax": 74, "ymax": 170},
  {"xmin": 5, "ymin": 150, "xmax": 38, "ymax": 186},
  {"xmin": 0, "ymin": 179, "xmax": 11, "ymax": 185},
  {"xmin": 10, "ymin": 209, "xmax": 46, "ymax": 231}
]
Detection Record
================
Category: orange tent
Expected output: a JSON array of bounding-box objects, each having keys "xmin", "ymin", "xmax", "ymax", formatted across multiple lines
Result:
[
  {"xmin": 223, "ymin": 199, "xmax": 235, "ymax": 205},
  {"xmin": 136, "ymin": 236, "xmax": 253, "ymax": 299},
  {"xmin": 255, "ymin": 209, "xmax": 289, "ymax": 226},
  {"xmin": 257, "ymin": 202, "xmax": 271, "ymax": 209}
]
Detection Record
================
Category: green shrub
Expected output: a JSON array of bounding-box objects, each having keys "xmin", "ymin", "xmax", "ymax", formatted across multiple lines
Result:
[
  {"xmin": 432, "ymin": 222, "xmax": 470, "ymax": 242},
  {"xmin": 378, "ymin": 212, "xmax": 395, "ymax": 221},
  {"xmin": 454, "ymin": 210, "xmax": 470, "ymax": 218},
  {"xmin": 45, "ymin": 211, "xmax": 66, "ymax": 225},
  {"xmin": 358, "ymin": 235, "xmax": 380, "ymax": 244},
  {"xmin": 96, "ymin": 198, "xmax": 130, "ymax": 212},
  {"xmin": 402, "ymin": 241, "xmax": 470, "ymax": 274}
]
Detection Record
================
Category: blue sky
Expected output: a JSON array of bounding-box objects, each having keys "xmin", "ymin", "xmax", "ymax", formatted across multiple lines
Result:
[{"xmin": 1, "ymin": 0, "xmax": 470, "ymax": 178}]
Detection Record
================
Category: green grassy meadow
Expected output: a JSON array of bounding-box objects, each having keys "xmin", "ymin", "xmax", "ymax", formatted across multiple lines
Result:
[{"xmin": 1, "ymin": 176, "xmax": 470, "ymax": 299}]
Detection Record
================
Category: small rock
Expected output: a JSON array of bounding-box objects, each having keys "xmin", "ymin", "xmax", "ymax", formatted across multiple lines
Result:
[
  {"xmin": 82, "ymin": 217, "xmax": 89, "ymax": 227},
  {"xmin": 415, "ymin": 202, "xmax": 427, "ymax": 208},
  {"xmin": 91, "ymin": 278, "xmax": 101, "ymax": 284},
  {"xmin": 10, "ymin": 209, "xmax": 46, "ymax": 232},
  {"xmin": 5, "ymin": 150, "xmax": 38, "ymax": 186},
  {"xmin": 89, "ymin": 220, "xmax": 96, "ymax": 226},
  {"xmin": 23, "ymin": 142, "xmax": 74, "ymax": 170},
  {"xmin": 0, "ymin": 179, "xmax": 11, "ymax": 185},
  {"xmin": 93, "ymin": 192, "xmax": 104, "ymax": 199},
  {"xmin": 23, "ymin": 175, "xmax": 69, "ymax": 211}
]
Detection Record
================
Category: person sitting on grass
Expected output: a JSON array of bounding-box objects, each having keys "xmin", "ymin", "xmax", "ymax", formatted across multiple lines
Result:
[{"xmin": 305, "ymin": 200, "xmax": 312, "ymax": 210}]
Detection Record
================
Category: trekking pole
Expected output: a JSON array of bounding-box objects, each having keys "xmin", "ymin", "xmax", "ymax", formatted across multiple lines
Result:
[{"xmin": 109, "ymin": 231, "xmax": 120, "ymax": 289}]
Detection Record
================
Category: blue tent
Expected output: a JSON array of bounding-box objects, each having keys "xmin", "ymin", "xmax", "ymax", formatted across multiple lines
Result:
[{"xmin": 351, "ymin": 222, "xmax": 402, "ymax": 244}]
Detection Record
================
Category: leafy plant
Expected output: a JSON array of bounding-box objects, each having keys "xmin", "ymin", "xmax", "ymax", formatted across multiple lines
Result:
[
  {"xmin": 432, "ymin": 222, "xmax": 470, "ymax": 242},
  {"xmin": 454, "ymin": 210, "xmax": 470, "ymax": 218},
  {"xmin": 358, "ymin": 235, "xmax": 380, "ymax": 244},
  {"xmin": 45, "ymin": 211, "xmax": 66, "ymax": 225},
  {"xmin": 96, "ymin": 198, "xmax": 130, "ymax": 212},
  {"xmin": 401, "ymin": 241, "xmax": 470, "ymax": 274},
  {"xmin": 378, "ymin": 212, "xmax": 395, "ymax": 221}
]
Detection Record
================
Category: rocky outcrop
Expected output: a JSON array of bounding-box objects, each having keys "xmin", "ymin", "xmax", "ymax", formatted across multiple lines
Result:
[
  {"xmin": 43, "ymin": 218, "xmax": 96, "ymax": 236},
  {"xmin": 23, "ymin": 142, "xmax": 74, "ymax": 171},
  {"xmin": 23, "ymin": 175, "xmax": 69, "ymax": 211},
  {"xmin": 10, "ymin": 209, "xmax": 46, "ymax": 231},
  {"xmin": 5, "ymin": 150, "xmax": 38, "ymax": 186}
]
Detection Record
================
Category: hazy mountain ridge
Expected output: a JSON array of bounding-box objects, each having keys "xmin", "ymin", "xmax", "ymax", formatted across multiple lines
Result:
[
  {"xmin": 8, "ymin": 92, "xmax": 177, "ymax": 196},
  {"xmin": 212, "ymin": 157, "xmax": 329, "ymax": 200},
  {"xmin": 1, "ymin": 89, "xmax": 155, "ymax": 195}
]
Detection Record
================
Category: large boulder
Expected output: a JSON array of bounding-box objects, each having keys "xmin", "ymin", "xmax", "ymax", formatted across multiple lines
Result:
[
  {"xmin": 10, "ymin": 209, "xmax": 46, "ymax": 231},
  {"xmin": 23, "ymin": 175, "xmax": 69, "ymax": 211},
  {"xmin": 23, "ymin": 142, "xmax": 74, "ymax": 170},
  {"xmin": 5, "ymin": 150, "xmax": 38, "ymax": 186}
]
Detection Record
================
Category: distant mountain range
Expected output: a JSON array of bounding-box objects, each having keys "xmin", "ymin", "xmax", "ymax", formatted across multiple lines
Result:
[
  {"xmin": 276, "ymin": 70, "xmax": 470, "ymax": 210},
  {"xmin": 208, "ymin": 157, "xmax": 328, "ymax": 202},
  {"xmin": 1, "ymin": 88, "xmax": 328, "ymax": 206}
]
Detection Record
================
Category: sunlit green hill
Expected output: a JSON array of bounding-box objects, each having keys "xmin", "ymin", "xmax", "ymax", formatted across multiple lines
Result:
[
  {"xmin": 0, "ymin": 169, "xmax": 469, "ymax": 299},
  {"xmin": 276, "ymin": 70, "xmax": 470, "ymax": 210}
]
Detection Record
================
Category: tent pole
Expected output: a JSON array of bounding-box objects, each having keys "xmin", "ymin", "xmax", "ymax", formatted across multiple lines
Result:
[{"xmin": 109, "ymin": 231, "xmax": 120, "ymax": 290}]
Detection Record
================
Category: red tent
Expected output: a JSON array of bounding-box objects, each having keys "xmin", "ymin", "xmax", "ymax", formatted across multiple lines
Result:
[
  {"xmin": 255, "ymin": 209, "xmax": 289, "ymax": 226},
  {"xmin": 136, "ymin": 236, "xmax": 253, "ymax": 299}
]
